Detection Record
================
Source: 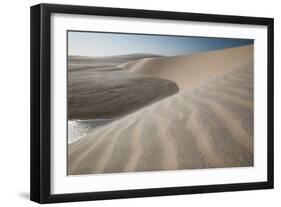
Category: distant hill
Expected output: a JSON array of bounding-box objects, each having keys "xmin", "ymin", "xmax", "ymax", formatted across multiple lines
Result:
[
  {"xmin": 68, "ymin": 53, "xmax": 163, "ymax": 70},
  {"xmin": 68, "ymin": 53, "xmax": 162, "ymax": 64}
]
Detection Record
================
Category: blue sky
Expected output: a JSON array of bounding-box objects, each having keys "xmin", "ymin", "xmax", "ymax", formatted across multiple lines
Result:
[{"xmin": 68, "ymin": 31, "xmax": 253, "ymax": 57}]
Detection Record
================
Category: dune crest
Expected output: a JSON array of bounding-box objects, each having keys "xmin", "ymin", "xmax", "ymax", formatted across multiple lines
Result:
[{"xmin": 120, "ymin": 45, "xmax": 253, "ymax": 90}]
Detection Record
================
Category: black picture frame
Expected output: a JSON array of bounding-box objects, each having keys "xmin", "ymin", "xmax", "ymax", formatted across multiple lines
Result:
[{"xmin": 30, "ymin": 3, "xmax": 274, "ymax": 204}]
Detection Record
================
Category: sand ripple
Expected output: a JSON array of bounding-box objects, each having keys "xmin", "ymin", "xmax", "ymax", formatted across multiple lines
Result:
[{"xmin": 68, "ymin": 58, "xmax": 253, "ymax": 175}]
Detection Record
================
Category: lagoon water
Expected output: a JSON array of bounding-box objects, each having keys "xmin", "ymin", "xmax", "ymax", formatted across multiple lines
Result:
[{"xmin": 68, "ymin": 119, "xmax": 113, "ymax": 144}]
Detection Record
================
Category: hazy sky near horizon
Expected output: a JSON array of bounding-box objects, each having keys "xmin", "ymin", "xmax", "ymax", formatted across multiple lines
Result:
[{"xmin": 68, "ymin": 31, "xmax": 253, "ymax": 57}]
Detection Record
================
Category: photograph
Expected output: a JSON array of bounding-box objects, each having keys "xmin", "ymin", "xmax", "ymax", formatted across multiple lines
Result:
[
  {"xmin": 30, "ymin": 3, "xmax": 274, "ymax": 203},
  {"xmin": 67, "ymin": 31, "xmax": 254, "ymax": 175}
]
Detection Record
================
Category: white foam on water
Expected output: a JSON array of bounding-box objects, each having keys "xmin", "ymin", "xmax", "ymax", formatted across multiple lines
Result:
[{"xmin": 68, "ymin": 119, "xmax": 113, "ymax": 144}]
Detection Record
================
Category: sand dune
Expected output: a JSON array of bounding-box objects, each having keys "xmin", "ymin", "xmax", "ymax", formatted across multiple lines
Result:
[
  {"xmin": 68, "ymin": 54, "xmax": 178, "ymax": 120},
  {"xmin": 68, "ymin": 45, "xmax": 253, "ymax": 175},
  {"xmin": 68, "ymin": 54, "xmax": 162, "ymax": 70},
  {"xmin": 120, "ymin": 45, "xmax": 253, "ymax": 90}
]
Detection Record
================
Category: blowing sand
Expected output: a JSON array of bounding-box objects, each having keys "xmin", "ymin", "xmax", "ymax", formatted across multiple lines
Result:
[{"xmin": 68, "ymin": 45, "xmax": 254, "ymax": 175}]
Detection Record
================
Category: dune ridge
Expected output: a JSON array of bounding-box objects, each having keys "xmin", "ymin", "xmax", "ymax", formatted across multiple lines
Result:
[
  {"xmin": 68, "ymin": 44, "xmax": 254, "ymax": 175},
  {"xmin": 120, "ymin": 45, "xmax": 253, "ymax": 90}
]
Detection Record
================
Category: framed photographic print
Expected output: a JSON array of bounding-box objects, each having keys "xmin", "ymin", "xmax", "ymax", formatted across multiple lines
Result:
[{"xmin": 30, "ymin": 3, "xmax": 274, "ymax": 203}]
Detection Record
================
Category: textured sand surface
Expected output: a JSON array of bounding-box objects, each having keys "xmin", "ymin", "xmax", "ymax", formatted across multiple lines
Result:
[
  {"xmin": 68, "ymin": 54, "xmax": 178, "ymax": 119},
  {"xmin": 68, "ymin": 45, "xmax": 253, "ymax": 175}
]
